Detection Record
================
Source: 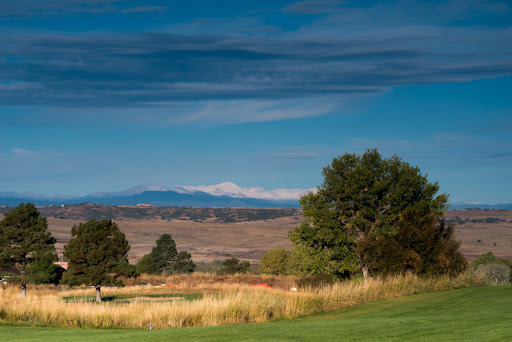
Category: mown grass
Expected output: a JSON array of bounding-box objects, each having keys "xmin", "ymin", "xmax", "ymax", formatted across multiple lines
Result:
[
  {"xmin": 1, "ymin": 286, "xmax": 510, "ymax": 341},
  {"xmin": 0, "ymin": 272, "xmax": 482, "ymax": 329}
]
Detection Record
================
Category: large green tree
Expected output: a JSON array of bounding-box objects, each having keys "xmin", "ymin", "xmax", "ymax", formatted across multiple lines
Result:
[
  {"xmin": 0, "ymin": 203, "xmax": 57, "ymax": 297},
  {"xmin": 289, "ymin": 149, "xmax": 450, "ymax": 281},
  {"xmin": 63, "ymin": 219, "xmax": 130, "ymax": 302}
]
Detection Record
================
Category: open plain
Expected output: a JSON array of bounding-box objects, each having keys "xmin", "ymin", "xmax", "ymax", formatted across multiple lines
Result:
[
  {"xmin": 0, "ymin": 205, "xmax": 512, "ymax": 264},
  {"xmin": 2, "ymin": 206, "xmax": 509, "ymax": 264}
]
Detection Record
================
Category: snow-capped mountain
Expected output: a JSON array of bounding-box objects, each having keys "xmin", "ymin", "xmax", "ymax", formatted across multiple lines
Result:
[
  {"xmin": 172, "ymin": 182, "xmax": 314, "ymax": 200},
  {"xmin": 0, "ymin": 182, "xmax": 315, "ymax": 208}
]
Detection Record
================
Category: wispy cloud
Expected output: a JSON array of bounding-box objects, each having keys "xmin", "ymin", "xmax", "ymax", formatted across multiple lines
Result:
[
  {"xmin": 11, "ymin": 148, "xmax": 39, "ymax": 157},
  {"xmin": 0, "ymin": 0, "xmax": 167, "ymax": 20},
  {"xmin": 0, "ymin": 0, "xmax": 511, "ymax": 125}
]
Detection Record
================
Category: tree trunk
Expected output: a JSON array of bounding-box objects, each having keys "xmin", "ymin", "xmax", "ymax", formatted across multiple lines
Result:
[
  {"xmin": 356, "ymin": 248, "xmax": 370, "ymax": 285},
  {"xmin": 20, "ymin": 283, "xmax": 26, "ymax": 299},
  {"xmin": 361, "ymin": 266, "xmax": 369, "ymax": 285},
  {"xmin": 20, "ymin": 270, "xmax": 26, "ymax": 299},
  {"xmin": 95, "ymin": 285, "xmax": 101, "ymax": 303}
]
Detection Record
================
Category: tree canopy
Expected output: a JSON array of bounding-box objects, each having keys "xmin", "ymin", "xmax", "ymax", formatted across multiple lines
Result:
[
  {"xmin": 217, "ymin": 258, "xmax": 251, "ymax": 275},
  {"xmin": 136, "ymin": 254, "xmax": 159, "ymax": 275},
  {"xmin": 0, "ymin": 203, "xmax": 58, "ymax": 295},
  {"xmin": 137, "ymin": 234, "xmax": 196, "ymax": 275},
  {"xmin": 63, "ymin": 219, "xmax": 130, "ymax": 301},
  {"xmin": 289, "ymin": 149, "xmax": 454, "ymax": 281},
  {"xmin": 149, "ymin": 233, "xmax": 177, "ymax": 272},
  {"xmin": 170, "ymin": 251, "xmax": 196, "ymax": 274},
  {"xmin": 258, "ymin": 248, "xmax": 290, "ymax": 275}
]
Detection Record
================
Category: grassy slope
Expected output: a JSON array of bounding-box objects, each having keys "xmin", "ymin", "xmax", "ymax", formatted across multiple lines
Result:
[{"xmin": 2, "ymin": 286, "xmax": 511, "ymax": 341}]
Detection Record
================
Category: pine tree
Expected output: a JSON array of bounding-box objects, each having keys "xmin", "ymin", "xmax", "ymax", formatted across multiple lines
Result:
[
  {"xmin": 0, "ymin": 203, "xmax": 56, "ymax": 298},
  {"xmin": 63, "ymin": 219, "xmax": 130, "ymax": 302},
  {"xmin": 170, "ymin": 251, "xmax": 196, "ymax": 274},
  {"xmin": 149, "ymin": 234, "xmax": 177, "ymax": 275}
]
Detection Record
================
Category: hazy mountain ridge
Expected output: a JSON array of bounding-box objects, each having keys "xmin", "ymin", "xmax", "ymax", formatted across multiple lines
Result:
[
  {"xmin": 0, "ymin": 183, "xmax": 509, "ymax": 210},
  {"xmin": 0, "ymin": 184, "xmax": 303, "ymax": 208}
]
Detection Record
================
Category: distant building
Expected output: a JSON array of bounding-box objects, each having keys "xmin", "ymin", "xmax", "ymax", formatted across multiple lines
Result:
[{"xmin": 137, "ymin": 203, "xmax": 153, "ymax": 207}]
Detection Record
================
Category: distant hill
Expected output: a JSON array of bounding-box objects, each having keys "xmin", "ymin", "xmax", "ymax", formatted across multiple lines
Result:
[
  {"xmin": 449, "ymin": 203, "xmax": 512, "ymax": 210},
  {"xmin": 0, "ymin": 203, "xmax": 301, "ymax": 223}
]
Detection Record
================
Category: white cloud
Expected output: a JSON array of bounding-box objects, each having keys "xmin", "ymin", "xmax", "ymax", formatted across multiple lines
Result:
[{"xmin": 11, "ymin": 148, "xmax": 39, "ymax": 157}]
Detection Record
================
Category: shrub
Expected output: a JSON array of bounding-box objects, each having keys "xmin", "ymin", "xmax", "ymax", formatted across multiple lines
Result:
[
  {"xmin": 475, "ymin": 264, "xmax": 510, "ymax": 285},
  {"xmin": 258, "ymin": 248, "xmax": 290, "ymax": 275},
  {"xmin": 472, "ymin": 252, "xmax": 512, "ymax": 282},
  {"xmin": 217, "ymin": 258, "xmax": 251, "ymax": 275},
  {"xmin": 297, "ymin": 273, "xmax": 336, "ymax": 289}
]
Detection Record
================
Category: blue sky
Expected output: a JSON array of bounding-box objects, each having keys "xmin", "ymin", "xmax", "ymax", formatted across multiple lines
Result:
[{"xmin": 0, "ymin": 0, "xmax": 511, "ymax": 204}]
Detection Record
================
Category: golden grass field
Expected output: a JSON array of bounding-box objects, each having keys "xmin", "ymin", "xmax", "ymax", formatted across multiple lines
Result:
[
  {"xmin": 41, "ymin": 210, "xmax": 512, "ymax": 264},
  {"xmin": 0, "ymin": 272, "xmax": 483, "ymax": 329},
  {"xmin": 47, "ymin": 216, "xmax": 296, "ymax": 264}
]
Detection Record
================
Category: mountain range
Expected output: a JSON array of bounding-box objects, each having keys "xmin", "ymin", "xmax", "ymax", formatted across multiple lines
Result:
[
  {"xmin": 0, "ymin": 182, "xmax": 313, "ymax": 208},
  {"xmin": 0, "ymin": 182, "xmax": 510, "ymax": 210}
]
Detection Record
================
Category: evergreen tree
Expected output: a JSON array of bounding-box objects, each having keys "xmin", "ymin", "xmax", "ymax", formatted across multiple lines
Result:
[
  {"xmin": 136, "ymin": 254, "xmax": 160, "ymax": 275},
  {"xmin": 149, "ymin": 234, "xmax": 177, "ymax": 274},
  {"xmin": 217, "ymin": 258, "xmax": 251, "ymax": 275},
  {"xmin": 0, "ymin": 203, "xmax": 57, "ymax": 297},
  {"xmin": 63, "ymin": 219, "xmax": 130, "ymax": 302},
  {"xmin": 170, "ymin": 251, "xmax": 196, "ymax": 274}
]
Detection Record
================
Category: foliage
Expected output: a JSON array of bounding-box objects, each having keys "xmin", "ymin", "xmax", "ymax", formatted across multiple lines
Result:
[
  {"xmin": 475, "ymin": 264, "xmax": 510, "ymax": 285},
  {"xmin": 296, "ymin": 273, "xmax": 335, "ymax": 289},
  {"xmin": 217, "ymin": 258, "xmax": 251, "ymax": 275},
  {"xmin": 169, "ymin": 251, "xmax": 196, "ymax": 274},
  {"xmin": 136, "ymin": 254, "xmax": 160, "ymax": 275},
  {"xmin": 114, "ymin": 261, "xmax": 139, "ymax": 279},
  {"xmin": 286, "ymin": 246, "xmax": 332, "ymax": 277},
  {"xmin": 0, "ymin": 203, "xmax": 57, "ymax": 284},
  {"xmin": 472, "ymin": 252, "xmax": 512, "ymax": 282},
  {"xmin": 149, "ymin": 234, "xmax": 178, "ymax": 272},
  {"xmin": 472, "ymin": 252, "xmax": 512, "ymax": 270},
  {"xmin": 356, "ymin": 209, "xmax": 467, "ymax": 276},
  {"xmin": 27, "ymin": 249, "xmax": 62, "ymax": 284},
  {"xmin": 258, "ymin": 248, "xmax": 291, "ymax": 275},
  {"xmin": 289, "ymin": 149, "xmax": 449, "ymax": 280},
  {"xmin": 63, "ymin": 219, "xmax": 130, "ymax": 286}
]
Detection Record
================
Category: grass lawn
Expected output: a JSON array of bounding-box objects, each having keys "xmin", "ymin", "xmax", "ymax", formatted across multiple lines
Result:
[{"xmin": 2, "ymin": 286, "xmax": 511, "ymax": 341}]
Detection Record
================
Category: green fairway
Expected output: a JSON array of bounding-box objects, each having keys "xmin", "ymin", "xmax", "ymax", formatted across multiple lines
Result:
[{"xmin": 2, "ymin": 286, "xmax": 511, "ymax": 341}]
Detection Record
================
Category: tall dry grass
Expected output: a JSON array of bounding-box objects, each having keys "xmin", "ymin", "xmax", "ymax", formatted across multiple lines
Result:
[{"xmin": 0, "ymin": 272, "xmax": 484, "ymax": 329}]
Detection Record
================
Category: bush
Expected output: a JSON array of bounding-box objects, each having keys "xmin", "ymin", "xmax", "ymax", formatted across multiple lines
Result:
[
  {"xmin": 472, "ymin": 252, "xmax": 512, "ymax": 282},
  {"xmin": 475, "ymin": 264, "xmax": 510, "ymax": 285},
  {"xmin": 258, "ymin": 248, "xmax": 290, "ymax": 275},
  {"xmin": 217, "ymin": 258, "xmax": 251, "ymax": 275},
  {"xmin": 296, "ymin": 273, "xmax": 335, "ymax": 289}
]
